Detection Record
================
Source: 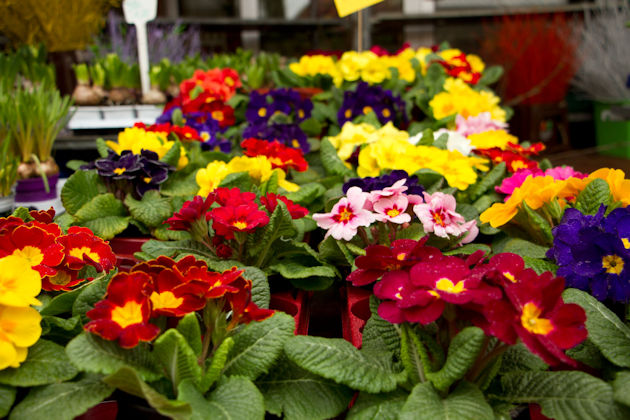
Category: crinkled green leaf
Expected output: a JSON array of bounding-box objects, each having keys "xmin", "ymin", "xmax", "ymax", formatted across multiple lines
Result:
[
  {"xmin": 501, "ymin": 238, "xmax": 549, "ymax": 259},
  {"xmin": 96, "ymin": 137, "xmax": 109, "ymax": 157},
  {"xmin": 124, "ymin": 190, "xmax": 173, "ymax": 228},
  {"xmin": 104, "ymin": 366, "xmax": 191, "ymax": 420},
  {"xmin": 257, "ymin": 354, "xmax": 353, "ymax": 420},
  {"xmin": 284, "ymin": 336, "xmax": 405, "ymax": 393},
  {"xmin": 141, "ymin": 239, "xmax": 217, "ymax": 260},
  {"xmin": 563, "ymin": 288, "xmax": 630, "ymax": 367},
  {"xmin": 478, "ymin": 65, "xmax": 503, "ymax": 85},
  {"xmin": 176, "ymin": 312, "xmax": 202, "ymax": 356},
  {"xmin": 0, "ymin": 384, "xmax": 15, "ymax": 418},
  {"xmin": 613, "ymin": 371, "xmax": 630, "ymax": 407},
  {"xmin": 320, "ymin": 138, "xmax": 353, "ymax": 177},
  {"xmin": 413, "ymin": 168, "xmax": 443, "ymax": 188},
  {"xmin": 444, "ymin": 244, "xmax": 491, "ymax": 256},
  {"xmin": 248, "ymin": 201, "xmax": 296, "ymax": 265},
  {"xmin": 66, "ymin": 333, "xmax": 161, "ymax": 382},
  {"xmin": 200, "ymin": 262, "xmax": 270, "ymax": 309},
  {"xmin": 9, "ymin": 375, "xmax": 114, "ymax": 420},
  {"xmin": 285, "ymin": 182, "xmax": 326, "ymax": 206},
  {"xmin": 74, "ymin": 193, "xmax": 129, "ymax": 239},
  {"xmin": 576, "ymin": 179, "xmax": 611, "ymax": 215},
  {"xmin": 60, "ymin": 170, "xmax": 105, "ymax": 215},
  {"xmin": 218, "ymin": 171, "xmax": 253, "ymax": 190},
  {"xmin": 40, "ymin": 315, "xmax": 82, "ymax": 343},
  {"xmin": 224, "ymin": 312, "xmax": 294, "ymax": 380},
  {"xmin": 400, "ymin": 381, "xmax": 494, "ymax": 420},
  {"xmin": 0, "ymin": 340, "xmax": 77, "ymax": 387},
  {"xmin": 160, "ymin": 140, "xmax": 182, "ymax": 168},
  {"xmin": 522, "ymin": 256, "xmax": 557, "ymax": 275},
  {"xmin": 154, "ymin": 329, "xmax": 202, "ymax": 389},
  {"xmin": 347, "ymin": 389, "xmax": 408, "ymax": 420},
  {"xmin": 72, "ymin": 275, "xmax": 110, "ymax": 322},
  {"xmin": 200, "ymin": 337, "xmax": 233, "ymax": 393}
]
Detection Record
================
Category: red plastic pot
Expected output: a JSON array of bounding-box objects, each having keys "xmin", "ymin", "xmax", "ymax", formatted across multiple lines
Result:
[
  {"xmin": 108, "ymin": 237, "xmax": 149, "ymax": 272},
  {"xmin": 341, "ymin": 285, "xmax": 372, "ymax": 348},
  {"xmin": 74, "ymin": 400, "xmax": 118, "ymax": 420},
  {"xmin": 270, "ymin": 290, "xmax": 311, "ymax": 335}
]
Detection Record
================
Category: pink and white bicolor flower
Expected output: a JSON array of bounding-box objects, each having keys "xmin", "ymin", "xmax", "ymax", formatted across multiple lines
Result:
[
  {"xmin": 313, "ymin": 187, "xmax": 376, "ymax": 241},
  {"xmin": 373, "ymin": 194, "xmax": 411, "ymax": 224},
  {"xmin": 413, "ymin": 192, "xmax": 478, "ymax": 244}
]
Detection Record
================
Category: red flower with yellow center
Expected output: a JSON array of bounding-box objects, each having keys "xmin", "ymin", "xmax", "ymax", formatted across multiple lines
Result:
[
  {"xmin": 166, "ymin": 194, "xmax": 215, "ymax": 232},
  {"xmin": 41, "ymin": 267, "xmax": 84, "ymax": 292},
  {"xmin": 241, "ymin": 138, "xmax": 308, "ymax": 172},
  {"xmin": 260, "ymin": 193, "xmax": 308, "ymax": 219},
  {"xmin": 85, "ymin": 272, "xmax": 160, "ymax": 348},
  {"xmin": 0, "ymin": 225, "xmax": 64, "ymax": 277},
  {"xmin": 226, "ymin": 275, "xmax": 274, "ymax": 328},
  {"xmin": 57, "ymin": 227, "xmax": 116, "ymax": 273},
  {"xmin": 214, "ymin": 187, "xmax": 257, "ymax": 207},
  {"xmin": 209, "ymin": 204, "xmax": 269, "ymax": 239}
]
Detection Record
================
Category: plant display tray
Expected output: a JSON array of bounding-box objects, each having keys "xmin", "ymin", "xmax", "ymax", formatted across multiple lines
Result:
[{"xmin": 67, "ymin": 105, "xmax": 163, "ymax": 130}]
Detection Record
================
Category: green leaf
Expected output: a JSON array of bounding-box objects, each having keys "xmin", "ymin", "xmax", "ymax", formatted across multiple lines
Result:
[
  {"xmin": 0, "ymin": 384, "xmax": 15, "ymax": 418},
  {"xmin": 0, "ymin": 340, "xmax": 77, "ymax": 387},
  {"xmin": 269, "ymin": 261, "xmax": 336, "ymax": 284},
  {"xmin": 413, "ymin": 168, "xmax": 443, "ymax": 188},
  {"xmin": 521, "ymin": 202, "xmax": 553, "ymax": 246},
  {"xmin": 124, "ymin": 190, "xmax": 173, "ymax": 228},
  {"xmin": 466, "ymin": 162, "xmax": 506, "ymax": 202},
  {"xmin": 96, "ymin": 137, "xmax": 109, "ymax": 157},
  {"xmin": 444, "ymin": 244, "xmax": 491, "ymax": 256},
  {"xmin": 320, "ymin": 138, "xmax": 353, "ymax": 177},
  {"xmin": 40, "ymin": 315, "xmax": 82, "ymax": 343},
  {"xmin": 74, "ymin": 193, "xmax": 130, "ymax": 239},
  {"xmin": 141, "ymin": 239, "xmax": 216, "ymax": 260},
  {"xmin": 478, "ymin": 65, "xmax": 503, "ymax": 86},
  {"xmin": 161, "ymin": 140, "xmax": 182, "ymax": 168},
  {"xmin": 613, "ymin": 371, "xmax": 630, "ymax": 407},
  {"xmin": 200, "ymin": 262, "xmax": 270, "ymax": 309},
  {"xmin": 53, "ymin": 212, "xmax": 75, "ymax": 232},
  {"xmin": 200, "ymin": 337, "xmax": 233, "ymax": 393},
  {"xmin": 224, "ymin": 312, "xmax": 294, "ymax": 380},
  {"xmin": 400, "ymin": 381, "xmax": 494, "ymax": 420},
  {"xmin": 72, "ymin": 275, "xmax": 110, "ymax": 322},
  {"xmin": 499, "ymin": 370, "xmax": 630, "ymax": 420},
  {"xmin": 299, "ymin": 117, "xmax": 323, "ymax": 137},
  {"xmin": 257, "ymin": 355, "xmax": 353, "ymax": 420},
  {"xmin": 575, "ymin": 179, "xmax": 611, "ymax": 215},
  {"xmin": 426, "ymin": 327, "xmax": 486, "ymax": 392},
  {"xmin": 501, "ymin": 238, "xmax": 549, "ymax": 259},
  {"xmin": 160, "ymin": 170, "xmax": 200, "ymax": 197},
  {"xmin": 522, "ymin": 256, "xmax": 557, "ymax": 275},
  {"xmin": 259, "ymin": 170, "xmax": 279, "ymax": 195},
  {"xmin": 249, "ymin": 201, "xmax": 296, "ymax": 264},
  {"xmin": 563, "ymin": 288, "xmax": 630, "ymax": 367},
  {"xmin": 9, "ymin": 375, "xmax": 114, "ymax": 420},
  {"xmin": 318, "ymin": 235, "xmax": 354, "ymax": 266},
  {"xmin": 66, "ymin": 333, "xmax": 161, "ymax": 382},
  {"xmin": 176, "ymin": 312, "xmax": 202, "ymax": 356},
  {"xmin": 154, "ymin": 329, "xmax": 202, "ymax": 389},
  {"xmin": 285, "ymin": 182, "xmax": 326, "ymax": 206},
  {"xmin": 347, "ymin": 390, "xmax": 408, "ymax": 420},
  {"xmin": 39, "ymin": 285, "xmax": 85, "ymax": 316},
  {"xmin": 60, "ymin": 170, "xmax": 105, "ymax": 215},
  {"xmin": 284, "ymin": 336, "xmax": 405, "ymax": 393},
  {"xmin": 178, "ymin": 376, "xmax": 264, "ymax": 420},
  {"xmin": 218, "ymin": 171, "xmax": 253, "ymax": 191},
  {"xmin": 361, "ymin": 309, "xmax": 401, "ymax": 358},
  {"xmin": 103, "ymin": 366, "xmax": 191, "ymax": 420}
]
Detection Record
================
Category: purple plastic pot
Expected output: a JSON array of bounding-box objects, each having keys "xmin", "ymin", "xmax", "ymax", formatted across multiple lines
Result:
[{"xmin": 15, "ymin": 174, "xmax": 59, "ymax": 202}]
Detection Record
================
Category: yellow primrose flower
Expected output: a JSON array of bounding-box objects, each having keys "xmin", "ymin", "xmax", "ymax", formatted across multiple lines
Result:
[
  {"xmin": 107, "ymin": 127, "xmax": 189, "ymax": 170},
  {"xmin": 196, "ymin": 160, "xmax": 230, "ymax": 197},
  {"xmin": 430, "ymin": 78, "xmax": 505, "ymax": 121},
  {"xmin": 0, "ymin": 304, "xmax": 41, "ymax": 370},
  {"xmin": 468, "ymin": 129, "xmax": 518, "ymax": 150},
  {"xmin": 288, "ymin": 55, "xmax": 342, "ymax": 85},
  {"xmin": 328, "ymin": 122, "xmax": 378, "ymax": 162},
  {"xmin": 0, "ymin": 255, "xmax": 41, "ymax": 308},
  {"xmin": 415, "ymin": 47, "xmax": 433, "ymax": 74},
  {"xmin": 337, "ymin": 51, "xmax": 368, "ymax": 83},
  {"xmin": 467, "ymin": 54, "xmax": 485, "ymax": 73}
]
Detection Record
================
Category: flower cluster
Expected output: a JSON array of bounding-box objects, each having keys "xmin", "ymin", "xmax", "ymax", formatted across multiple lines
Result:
[
  {"xmin": 84, "ymin": 150, "xmax": 173, "ymax": 198},
  {"xmin": 0, "ymin": 209, "xmax": 115, "ymax": 368},
  {"xmin": 243, "ymin": 88, "xmax": 313, "ymax": 153},
  {"xmin": 547, "ymin": 206, "xmax": 630, "ymax": 303},
  {"xmin": 343, "ymin": 170, "xmax": 424, "ymax": 196},
  {"xmin": 166, "ymin": 187, "xmax": 307, "ymax": 259},
  {"xmin": 328, "ymin": 122, "xmax": 409, "ymax": 163},
  {"xmin": 337, "ymin": 82, "xmax": 407, "ymax": 126},
  {"xmin": 314, "ymin": 178, "xmax": 477, "ymax": 244},
  {"xmin": 196, "ymin": 155, "xmax": 299, "ymax": 196},
  {"xmin": 178, "ymin": 68, "xmax": 241, "ymax": 103},
  {"xmin": 241, "ymin": 138, "xmax": 308, "ymax": 172},
  {"xmin": 85, "ymin": 256, "xmax": 274, "ymax": 348},
  {"xmin": 434, "ymin": 48, "xmax": 485, "ymax": 85},
  {"xmin": 496, "ymin": 166, "xmax": 587, "ymax": 201},
  {"xmin": 473, "ymin": 141, "xmax": 546, "ymax": 173},
  {"xmin": 429, "ymin": 78, "xmax": 505, "ymax": 122},
  {"xmin": 106, "ymin": 126, "xmax": 189, "ymax": 170},
  {"xmin": 351, "ymin": 240, "xmax": 587, "ymax": 367}
]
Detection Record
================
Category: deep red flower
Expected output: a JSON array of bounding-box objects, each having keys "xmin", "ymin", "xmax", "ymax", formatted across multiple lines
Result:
[
  {"xmin": 0, "ymin": 224, "xmax": 65, "ymax": 277},
  {"xmin": 41, "ymin": 267, "xmax": 83, "ymax": 291},
  {"xmin": 205, "ymin": 101, "xmax": 236, "ymax": 128},
  {"xmin": 506, "ymin": 142, "xmax": 545, "ymax": 157},
  {"xmin": 57, "ymin": 226, "xmax": 116, "ymax": 272},
  {"xmin": 29, "ymin": 208, "xmax": 56, "ymax": 224},
  {"xmin": 260, "ymin": 193, "xmax": 308, "ymax": 219},
  {"xmin": 0, "ymin": 217, "xmax": 24, "ymax": 235},
  {"xmin": 473, "ymin": 148, "xmax": 540, "ymax": 173},
  {"xmin": 213, "ymin": 187, "xmax": 257, "ymax": 207},
  {"xmin": 166, "ymin": 194, "xmax": 215, "ymax": 231},
  {"xmin": 172, "ymin": 125, "xmax": 202, "ymax": 142},
  {"xmin": 241, "ymin": 138, "xmax": 308, "ymax": 172},
  {"xmin": 347, "ymin": 238, "xmax": 442, "ymax": 286},
  {"xmin": 209, "ymin": 204, "xmax": 270, "ymax": 239},
  {"xmin": 85, "ymin": 271, "xmax": 160, "ymax": 348},
  {"xmin": 221, "ymin": 68, "xmax": 242, "ymax": 90},
  {"xmin": 226, "ymin": 274, "xmax": 274, "ymax": 328}
]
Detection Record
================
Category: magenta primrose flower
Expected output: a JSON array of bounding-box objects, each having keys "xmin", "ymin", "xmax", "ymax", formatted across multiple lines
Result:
[
  {"xmin": 373, "ymin": 194, "xmax": 411, "ymax": 224},
  {"xmin": 413, "ymin": 192, "xmax": 478, "ymax": 244},
  {"xmin": 313, "ymin": 187, "xmax": 376, "ymax": 241}
]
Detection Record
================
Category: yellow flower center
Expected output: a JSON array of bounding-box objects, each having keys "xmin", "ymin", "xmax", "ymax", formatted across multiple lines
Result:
[
  {"xmin": 382, "ymin": 108, "xmax": 391, "ymax": 118},
  {"xmin": 396, "ymin": 252, "xmax": 406, "ymax": 261},
  {"xmin": 48, "ymin": 271, "xmax": 72, "ymax": 286},
  {"xmin": 11, "ymin": 246, "xmax": 44, "ymax": 267},
  {"xmin": 292, "ymin": 139, "xmax": 300, "ymax": 148},
  {"xmin": 344, "ymin": 109, "xmax": 352, "ymax": 118},
  {"xmin": 432, "ymin": 211, "xmax": 446, "ymax": 227},
  {"xmin": 69, "ymin": 247, "xmax": 101, "ymax": 263},
  {"xmin": 623, "ymin": 238, "xmax": 630, "ymax": 249},
  {"xmin": 258, "ymin": 107, "xmax": 267, "ymax": 117},
  {"xmin": 201, "ymin": 132, "xmax": 210, "ymax": 141},
  {"xmin": 150, "ymin": 291, "xmax": 184, "ymax": 311},
  {"xmin": 435, "ymin": 278, "xmax": 466, "ymax": 294},
  {"xmin": 232, "ymin": 221, "xmax": 248, "ymax": 230},
  {"xmin": 511, "ymin": 160, "xmax": 529, "ymax": 171},
  {"xmin": 394, "ymin": 286, "xmax": 403, "ymax": 300},
  {"xmin": 386, "ymin": 208, "xmax": 401, "ymax": 218},
  {"xmin": 185, "ymin": 133, "xmax": 192, "ymax": 138},
  {"xmin": 521, "ymin": 302, "xmax": 554, "ymax": 335},
  {"xmin": 113, "ymin": 168, "xmax": 126, "ymax": 175},
  {"xmin": 603, "ymin": 254, "xmax": 624, "ymax": 275},
  {"xmin": 110, "ymin": 301, "xmax": 144, "ymax": 329},
  {"xmin": 362, "ymin": 106, "xmax": 373, "ymax": 115},
  {"xmin": 503, "ymin": 271, "xmax": 517, "ymax": 283},
  {"xmin": 298, "ymin": 109, "xmax": 305, "ymax": 119},
  {"xmin": 338, "ymin": 208, "xmax": 353, "ymax": 222},
  {"xmin": 144, "ymin": 177, "xmax": 152, "ymax": 184},
  {"xmin": 212, "ymin": 110, "xmax": 224, "ymax": 120},
  {"xmin": 225, "ymin": 76, "xmax": 234, "ymax": 86}
]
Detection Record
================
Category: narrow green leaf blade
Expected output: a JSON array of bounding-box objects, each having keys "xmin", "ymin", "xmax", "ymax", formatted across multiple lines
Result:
[
  {"xmin": 153, "ymin": 329, "xmax": 202, "ymax": 389},
  {"xmin": 200, "ymin": 337, "xmax": 233, "ymax": 393}
]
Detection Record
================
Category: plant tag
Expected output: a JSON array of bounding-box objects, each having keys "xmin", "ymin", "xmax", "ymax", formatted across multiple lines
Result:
[{"xmin": 122, "ymin": 0, "xmax": 157, "ymax": 24}]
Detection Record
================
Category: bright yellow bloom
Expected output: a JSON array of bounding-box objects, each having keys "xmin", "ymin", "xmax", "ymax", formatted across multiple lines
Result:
[
  {"xmin": 468, "ymin": 129, "xmax": 518, "ymax": 150},
  {"xmin": 288, "ymin": 55, "xmax": 342, "ymax": 85},
  {"xmin": 467, "ymin": 54, "xmax": 486, "ymax": 73},
  {"xmin": 107, "ymin": 127, "xmax": 189, "ymax": 170},
  {"xmin": 0, "ymin": 304, "xmax": 41, "ymax": 370},
  {"xmin": 0, "ymin": 256, "xmax": 41, "ymax": 308},
  {"xmin": 430, "ymin": 78, "xmax": 505, "ymax": 121},
  {"xmin": 415, "ymin": 47, "xmax": 433, "ymax": 74},
  {"xmin": 329, "ymin": 122, "xmax": 409, "ymax": 164},
  {"xmin": 587, "ymin": 168, "xmax": 630, "ymax": 206},
  {"xmin": 196, "ymin": 156, "xmax": 298, "ymax": 196}
]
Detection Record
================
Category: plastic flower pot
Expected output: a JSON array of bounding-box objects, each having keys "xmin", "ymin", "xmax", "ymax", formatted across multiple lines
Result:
[
  {"xmin": 594, "ymin": 101, "xmax": 630, "ymax": 158},
  {"xmin": 269, "ymin": 290, "xmax": 311, "ymax": 335},
  {"xmin": 341, "ymin": 284, "xmax": 372, "ymax": 348},
  {"xmin": 14, "ymin": 174, "xmax": 58, "ymax": 202},
  {"xmin": 73, "ymin": 400, "xmax": 118, "ymax": 420},
  {"xmin": 108, "ymin": 237, "xmax": 149, "ymax": 272}
]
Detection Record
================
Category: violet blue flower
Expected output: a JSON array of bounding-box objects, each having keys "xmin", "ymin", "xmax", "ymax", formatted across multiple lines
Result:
[
  {"xmin": 337, "ymin": 82, "xmax": 406, "ymax": 126},
  {"xmin": 343, "ymin": 170, "xmax": 424, "ymax": 196}
]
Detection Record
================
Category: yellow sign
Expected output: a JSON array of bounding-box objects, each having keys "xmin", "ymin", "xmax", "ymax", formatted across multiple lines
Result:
[{"xmin": 334, "ymin": 0, "xmax": 384, "ymax": 18}]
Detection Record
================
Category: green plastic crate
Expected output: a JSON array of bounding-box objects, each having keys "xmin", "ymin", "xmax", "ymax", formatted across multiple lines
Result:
[{"xmin": 594, "ymin": 101, "xmax": 630, "ymax": 158}]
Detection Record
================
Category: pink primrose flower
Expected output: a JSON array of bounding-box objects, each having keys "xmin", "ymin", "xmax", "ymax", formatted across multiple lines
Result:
[
  {"xmin": 313, "ymin": 187, "xmax": 376, "ymax": 241},
  {"xmin": 456, "ymin": 112, "xmax": 508, "ymax": 137},
  {"xmin": 373, "ymin": 194, "xmax": 411, "ymax": 224},
  {"xmin": 495, "ymin": 169, "xmax": 543, "ymax": 200},
  {"xmin": 413, "ymin": 192, "xmax": 478, "ymax": 243}
]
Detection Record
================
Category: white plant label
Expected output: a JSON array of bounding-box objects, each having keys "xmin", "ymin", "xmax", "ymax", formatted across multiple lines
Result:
[{"xmin": 123, "ymin": 0, "xmax": 158, "ymax": 96}]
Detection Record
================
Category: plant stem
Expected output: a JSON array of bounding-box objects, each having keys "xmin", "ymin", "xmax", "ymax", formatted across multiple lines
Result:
[
  {"xmin": 358, "ymin": 226, "xmax": 370, "ymax": 247},
  {"xmin": 467, "ymin": 341, "xmax": 509, "ymax": 382}
]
